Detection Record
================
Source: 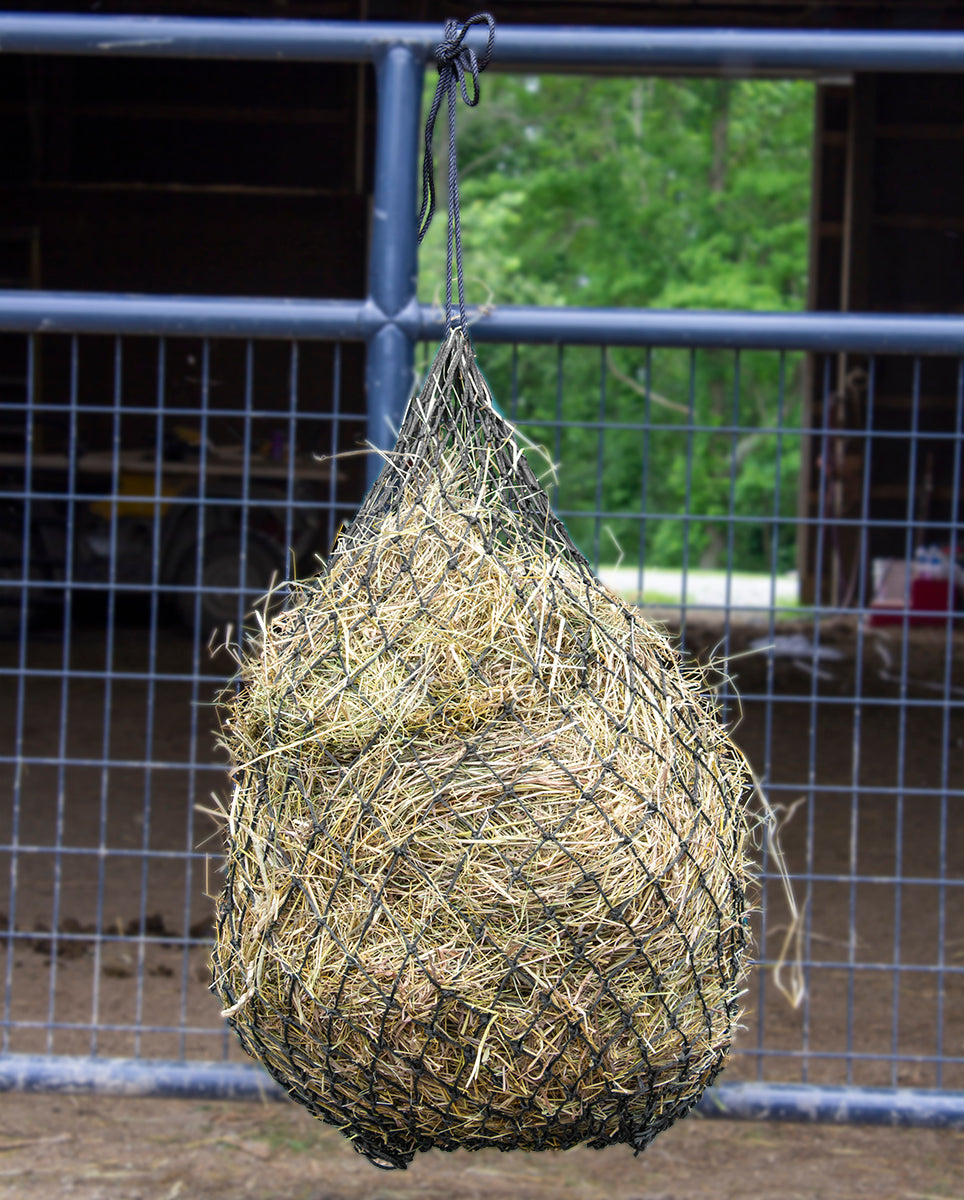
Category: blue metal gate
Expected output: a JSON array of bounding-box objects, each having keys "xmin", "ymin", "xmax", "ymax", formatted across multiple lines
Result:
[{"xmin": 0, "ymin": 13, "xmax": 962, "ymax": 1129}]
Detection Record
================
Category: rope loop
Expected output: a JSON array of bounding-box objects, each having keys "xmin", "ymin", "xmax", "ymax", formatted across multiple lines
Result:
[
  {"xmin": 434, "ymin": 12, "xmax": 495, "ymax": 106},
  {"xmin": 417, "ymin": 12, "xmax": 496, "ymax": 330}
]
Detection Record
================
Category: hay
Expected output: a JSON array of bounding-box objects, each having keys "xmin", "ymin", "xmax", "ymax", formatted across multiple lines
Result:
[{"xmin": 212, "ymin": 328, "xmax": 754, "ymax": 1169}]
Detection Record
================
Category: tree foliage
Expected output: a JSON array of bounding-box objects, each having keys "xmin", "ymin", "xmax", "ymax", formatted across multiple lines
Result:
[{"xmin": 417, "ymin": 75, "xmax": 813, "ymax": 572}]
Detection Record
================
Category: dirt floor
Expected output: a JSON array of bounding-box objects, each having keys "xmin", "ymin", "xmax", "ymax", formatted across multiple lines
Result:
[
  {"xmin": 0, "ymin": 613, "xmax": 962, "ymax": 1196},
  {"xmin": 0, "ymin": 1092, "xmax": 961, "ymax": 1199}
]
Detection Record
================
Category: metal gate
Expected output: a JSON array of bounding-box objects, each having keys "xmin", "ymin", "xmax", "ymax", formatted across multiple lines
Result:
[{"xmin": 0, "ymin": 13, "xmax": 962, "ymax": 1129}]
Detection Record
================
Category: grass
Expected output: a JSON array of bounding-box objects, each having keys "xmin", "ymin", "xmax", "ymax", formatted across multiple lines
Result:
[{"xmin": 631, "ymin": 590, "xmax": 697, "ymax": 607}]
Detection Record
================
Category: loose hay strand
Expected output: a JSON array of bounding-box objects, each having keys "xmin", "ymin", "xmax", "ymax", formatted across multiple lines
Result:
[{"xmin": 212, "ymin": 328, "xmax": 757, "ymax": 1169}]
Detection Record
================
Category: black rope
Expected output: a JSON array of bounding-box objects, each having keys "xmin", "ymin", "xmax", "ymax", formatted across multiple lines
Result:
[{"xmin": 417, "ymin": 12, "xmax": 496, "ymax": 331}]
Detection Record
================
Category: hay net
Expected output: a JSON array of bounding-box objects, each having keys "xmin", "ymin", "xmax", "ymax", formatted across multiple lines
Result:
[{"xmin": 213, "ymin": 326, "xmax": 755, "ymax": 1170}]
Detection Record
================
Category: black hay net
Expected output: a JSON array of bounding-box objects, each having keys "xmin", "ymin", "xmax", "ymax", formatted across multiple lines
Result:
[{"xmin": 213, "ymin": 327, "xmax": 753, "ymax": 1169}]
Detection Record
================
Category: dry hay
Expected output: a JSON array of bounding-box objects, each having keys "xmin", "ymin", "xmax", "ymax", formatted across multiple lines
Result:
[{"xmin": 212, "ymin": 329, "xmax": 755, "ymax": 1169}]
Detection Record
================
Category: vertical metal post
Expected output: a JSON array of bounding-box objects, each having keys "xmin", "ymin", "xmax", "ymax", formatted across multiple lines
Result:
[{"xmin": 366, "ymin": 43, "xmax": 425, "ymax": 487}]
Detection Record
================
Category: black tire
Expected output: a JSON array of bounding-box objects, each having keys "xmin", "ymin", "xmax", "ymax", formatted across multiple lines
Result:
[{"xmin": 172, "ymin": 529, "xmax": 284, "ymax": 638}]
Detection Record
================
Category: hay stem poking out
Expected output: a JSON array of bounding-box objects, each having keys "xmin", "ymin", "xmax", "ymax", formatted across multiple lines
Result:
[{"xmin": 213, "ymin": 328, "xmax": 756, "ymax": 1171}]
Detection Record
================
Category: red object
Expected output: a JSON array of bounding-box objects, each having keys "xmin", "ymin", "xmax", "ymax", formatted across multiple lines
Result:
[{"xmin": 868, "ymin": 575, "xmax": 956, "ymax": 626}]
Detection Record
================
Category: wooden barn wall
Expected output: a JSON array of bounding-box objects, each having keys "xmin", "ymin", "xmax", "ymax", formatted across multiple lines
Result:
[
  {"xmin": 0, "ymin": 49, "xmax": 372, "ymax": 473},
  {"xmin": 800, "ymin": 74, "xmax": 964, "ymax": 607}
]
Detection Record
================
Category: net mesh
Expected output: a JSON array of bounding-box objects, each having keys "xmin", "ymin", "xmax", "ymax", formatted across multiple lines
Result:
[{"xmin": 212, "ymin": 328, "xmax": 754, "ymax": 1169}]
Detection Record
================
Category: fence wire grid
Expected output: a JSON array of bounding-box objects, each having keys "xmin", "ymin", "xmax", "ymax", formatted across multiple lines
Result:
[
  {"xmin": 0, "ymin": 328, "xmax": 961, "ymax": 1112},
  {"xmin": 0, "ymin": 12, "xmax": 961, "ymax": 1130}
]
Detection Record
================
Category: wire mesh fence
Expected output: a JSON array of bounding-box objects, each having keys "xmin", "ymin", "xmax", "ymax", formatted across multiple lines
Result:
[
  {"xmin": 0, "ymin": 327, "xmax": 961, "ymax": 1106},
  {"xmin": 474, "ymin": 340, "xmax": 964, "ymax": 1095},
  {"xmin": 0, "ymin": 330, "xmax": 366, "ymax": 1063},
  {"xmin": 0, "ymin": 7, "xmax": 962, "ymax": 1130}
]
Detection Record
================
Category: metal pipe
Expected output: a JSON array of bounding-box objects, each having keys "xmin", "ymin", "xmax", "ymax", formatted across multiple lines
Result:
[
  {"xmin": 368, "ymin": 48, "xmax": 423, "ymax": 320},
  {"xmin": 0, "ymin": 291, "xmax": 962, "ymax": 355},
  {"xmin": 0, "ymin": 290, "xmax": 372, "ymax": 339},
  {"xmin": 0, "ymin": 14, "xmax": 963, "ymax": 74},
  {"xmin": 697, "ymin": 1081, "xmax": 964, "ymax": 1128},
  {"xmin": 0, "ymin": 1054, "xmax": 961, "ymax": 1128},
  {"xmin": 0, "ymin": 1053, "xmax": 288, "ymax": 1102},
  {"xmin": 417, "ymin": 304, "xmax": 964, "ymax": 355},
  {"xmin": 365, "ymin": 323, "xmax": 415, "ymax": 481},
  {"xmin": 364, "ymin": 43, "xmax": 423, "ymax": 486}
]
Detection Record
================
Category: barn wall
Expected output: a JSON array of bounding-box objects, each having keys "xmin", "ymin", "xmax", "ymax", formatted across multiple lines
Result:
[{"xmin": 801, "ymin": 73, "xmax": 964, "ymax": 605}]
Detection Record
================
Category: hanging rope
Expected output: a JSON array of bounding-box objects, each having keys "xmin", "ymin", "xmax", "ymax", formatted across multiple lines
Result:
[{"xmin": 417, "ymin": 12, "xmax": 496, "ymax": 330}]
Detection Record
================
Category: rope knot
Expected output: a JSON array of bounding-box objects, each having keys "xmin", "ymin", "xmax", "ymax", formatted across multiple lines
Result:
[
  {"xmin": 432, "ymin": 15, "xmax": 494, "ymax": 104},
  {"xmin": 418, "ymin": 12, "xmax": 496, "ymax": 329}
]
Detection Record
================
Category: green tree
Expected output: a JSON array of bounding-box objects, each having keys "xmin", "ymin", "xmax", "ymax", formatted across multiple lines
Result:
[{"xmin": 417, "ymin": 74, "xmax": 812, "ymax": 572}]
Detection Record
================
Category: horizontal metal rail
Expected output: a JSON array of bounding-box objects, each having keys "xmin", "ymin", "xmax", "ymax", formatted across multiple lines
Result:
[
  {"xmin": 1, "ymin": 291, "xmax": 963, "ymax": 354},
  {"xmin": 429, "ymin": 305, "xmax": 964, "ymax": 354},
  {"xmin": 0, "ymin": 291, "xmax": 376, "ymax": 340},
  {"xmin": 0, "ymin": 1055, "xmax": 960, "ymax": 1128},
  {"xmin": 1, "ymin": 14, "xmax": 964, "ymax": 73},
  {"xmin": 700, "ymin": 1082, "xmax": 964, "ymax": 1128}
]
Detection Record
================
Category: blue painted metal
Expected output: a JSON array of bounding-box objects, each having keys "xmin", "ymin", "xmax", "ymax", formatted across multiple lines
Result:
[
  {"xmin": 421, "ymin": 304, "xmax": 964, "ymax": 354},
  {"xmin": 0, "ymin": 1053, "xmax": 288, "ymax": 1102},
  {"xmin": 698, "ymin": 1082, "xmax": 964, "ymax": 1129},
  {"xmin": 0, "ymin": 290, "xmax": 372, "ymax": 339},
  {"xmin": 365, "ymin": 43, "xmax": 423, "ymax": 487},
  {"xmin": 368, "ymin": 50, "xmax": 424, "ymax": 320},
  {"xmin": 0, "ymin": 290, "xmax": 962, "ymax": 357},
  {"xmin": 1, "ymin": 14, "xmax": 963, "ymax": 74},
  {"xmin": 366, "ymin": 323, "xmax": 417, "ymax": 484},
  {"xmin": 0, "ymin": 1054, "xmax": 960, "ymax": 1129}
]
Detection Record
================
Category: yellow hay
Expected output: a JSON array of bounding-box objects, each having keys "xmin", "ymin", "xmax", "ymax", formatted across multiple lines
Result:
[{"xmin": 212, "ymin": 329, "xmax": 755, "ymax": 1169}]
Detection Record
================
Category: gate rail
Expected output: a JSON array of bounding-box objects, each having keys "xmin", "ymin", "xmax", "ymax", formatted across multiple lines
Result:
[{"xmin": 0, "ymin": 12, "xmax": 962, "ymax": 1130}]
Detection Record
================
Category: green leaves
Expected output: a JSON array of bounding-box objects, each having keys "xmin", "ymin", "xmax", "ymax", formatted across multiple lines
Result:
[{"xmin": 417, "ymin": 74, "xmax": 812, "ymax": 572}]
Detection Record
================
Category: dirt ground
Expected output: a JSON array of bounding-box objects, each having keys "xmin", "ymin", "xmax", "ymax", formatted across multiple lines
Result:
[
  {"xmin": 0, "ymin": 1091, "xmax": 962, "ymax": 1200},
  {"xmin": 0, "ymin": 613, "xmax": 961, "ymax": 1196}
]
